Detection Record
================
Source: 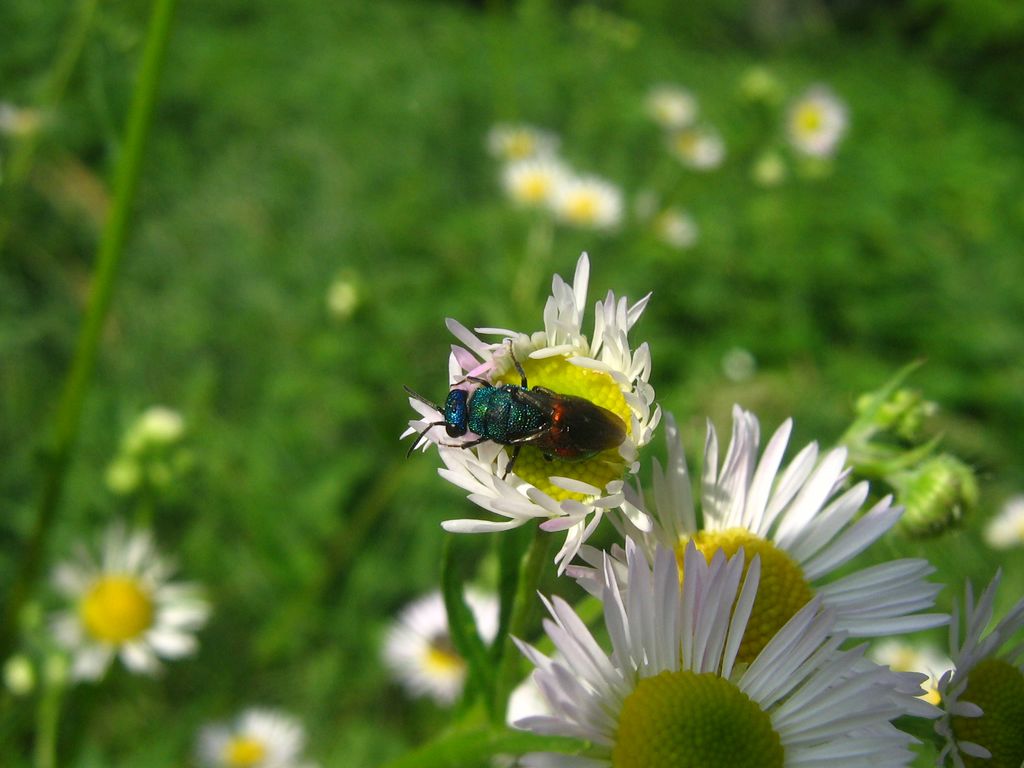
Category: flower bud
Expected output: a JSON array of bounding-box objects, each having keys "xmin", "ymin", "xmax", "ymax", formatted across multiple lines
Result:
[{"xmin": 894, "ymin": 454, "xmax": 979, "ymax": 537}]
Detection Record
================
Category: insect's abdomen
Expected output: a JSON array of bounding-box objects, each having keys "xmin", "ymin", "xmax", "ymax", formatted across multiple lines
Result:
[{"xmin": 468, "ymin": 386, "xmax": 548, "ymax": 444}]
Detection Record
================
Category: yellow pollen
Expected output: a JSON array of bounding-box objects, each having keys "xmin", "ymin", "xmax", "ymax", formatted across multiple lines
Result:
[
  {"xmin": 496, "ymin": 354, "xmax": 631, "ymax": 502},
  {"xmin": 680, "ymin": 529, "xmax": 813, "ymax": 664},
  {"xmin": 79, "ymin": 575, "xmax": 154, "ymax": 644},
  {"xmin": 795, "ymin": 104, "xmax": 824, "ymax": 134},
  {"xmin": 952, "ymin": 658, "xmax": 1024, "ymax": 768},
  {"xmin": 223, "ymin": 736, "xmax": 268, "ymax": 768}
]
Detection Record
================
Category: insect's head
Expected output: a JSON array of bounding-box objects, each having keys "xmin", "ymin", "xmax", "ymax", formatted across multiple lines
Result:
[{"xmin": 443, "ymin": 389, "xmax": 469, "ymax": 437}]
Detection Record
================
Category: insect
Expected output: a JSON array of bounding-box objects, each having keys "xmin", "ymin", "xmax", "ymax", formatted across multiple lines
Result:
[{"xmin": 405, "ymin": 345, "xmax": 627, "ymax": 478}]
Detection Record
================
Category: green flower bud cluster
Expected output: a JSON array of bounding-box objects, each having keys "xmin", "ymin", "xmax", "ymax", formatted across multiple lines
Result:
[
  {"xmin": 105, "ymin": 406, "xmax": 192, "ymax": 497},
  {"xmin": 841, "ymin": 363, "xmax": 977, "ymax": 538}
]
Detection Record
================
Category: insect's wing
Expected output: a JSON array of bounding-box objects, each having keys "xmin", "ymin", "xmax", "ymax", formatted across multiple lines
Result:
[{"xmin": 552, "ymin": 395, "xmax": 627, "ymax": 451}]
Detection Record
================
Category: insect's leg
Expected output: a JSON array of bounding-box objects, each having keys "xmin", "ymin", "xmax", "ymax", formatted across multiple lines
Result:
[
  {"xmin": 441, "ymin": 435, "xmax": 490, "ymax": 449},
  {"xmin": 450, "ymin": 375, "xmax": 491, "ymax": 388},
  {"xmin": 505, "ymin": 339, "xmax": 528, "ymax": 387},
  {"xmin": 502, "ymin": 445, "xmax": 523, "ymax": 480},
  {"xmin": 407, "ymin": 421, "xmax": 445, "ymax": 457}
]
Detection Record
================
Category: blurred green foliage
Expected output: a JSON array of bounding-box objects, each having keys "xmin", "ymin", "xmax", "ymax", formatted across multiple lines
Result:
[{"xmin": 1, "ymin": 0, "xmax": 1023, "ymax": 765}]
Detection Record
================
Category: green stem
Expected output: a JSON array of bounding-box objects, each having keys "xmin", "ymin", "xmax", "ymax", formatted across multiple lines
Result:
[
  {"xmin": 492, "ymin": 522, "xmax": 552, "ymax": 723},
  {"xmin": 0, "ymin": 0, "xmax": 178, "ymax": 662},
  {"xmin": 0, "ymin": 0, "xmax": 101, "ymax": 254},
  {"xmin": 511, "ymin": 215, "xmax": 554, "ymax": 315},
  {"xmin": 34, "ymin": 660, "xmax": 66, "ymax": 768}
]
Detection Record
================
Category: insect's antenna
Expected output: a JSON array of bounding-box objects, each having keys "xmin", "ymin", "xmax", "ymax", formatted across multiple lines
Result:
[
  {"xmin": 403, "ymin": 385, "xmax": 443, "ymax": 412},
  {"xmin": 406, "ymin": 421, "xmax": 445, "ymax": 458}
]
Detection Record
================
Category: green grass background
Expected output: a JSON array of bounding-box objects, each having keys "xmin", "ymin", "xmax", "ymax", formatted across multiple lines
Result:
[{"xmin": 1, "ymin": 0, "xmax": 1023, "ymax": 765}]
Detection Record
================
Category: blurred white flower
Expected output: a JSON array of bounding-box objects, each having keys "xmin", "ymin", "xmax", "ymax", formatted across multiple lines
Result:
[
  {"xmin": 668, "ymin": 126, "xmax": 725, "ymax": 170},
  {"xmin": 871, "ymin": 639, "xmax": 953, "ymax": 706},
  {"xmin": 983, "ymin": 495, "xmax": 1024, "ymax": 549},
  {"xmin": 383, "ymin": 589, "xmax": 499, "ymax": 706},
  {"xmin": 197, "ymin": 708, "xmax": 316, "ymax": 768},
  {"xmin": 51, "ymin": 522, "xmax": 209, "ymax": 681},
  {"xmin": 501, "ymin": 155, "xmax": 569, "ymax": 208},
  {"xmin": 403, "ymin": 253, "xmax": 659, "ymax": 570},
  {"xmin": 651, "ymin": 207, "xmax": 698, "ymax": 250},
  {"xmin": 644, "ymin": 84, "xmax": 698, "ymax": 129},
  {"xmin": 787, "ymin": 85, "xmax": 848, "ymax": 158},
  {"xmin": 550, "ymin": 174, "xmax": 623, "ymax": 230},
  {"xmin": 486, "ymin": 123, "xmax": 559, "ymax": 162}
]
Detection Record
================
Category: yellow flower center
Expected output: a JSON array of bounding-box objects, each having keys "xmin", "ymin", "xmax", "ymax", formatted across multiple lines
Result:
[
  {"xmin": 517, "ymin": 174, "xmax": 552, "ymax": 204},
  {"xmin": 795, "ymin": 103, "xmax": 824, "ymax": 135},
  {"xmin": 680, "ymin": 529, "xmax": 813, "ymax": 664},
  {"xmin": 951, "ymin": 658, "xmax": 1024, "ymax": 768},
  {"xmin": 611, "ymin": 670, "xmax": 783, "ymax": 768},
  {"xmin": 79, "ymin": 575, "xmax": 154, "ymax": 643},
  {"xmin": 672, "ymin": 130, "xmax": 699, "ymax": 156},
  {"xmin": 496, "ymin": 354, "xmax": 632, "ymax": 502},
  {"xmin": 424, "ymin": 634, "xmax": 466, "ymax": 678},
  {"xmin": 506, "ymin": 133, "xmax": 536, "ymax": 160},
  {"xmin": 223, "ymin": 736, "xmax": 268, "ymax": 768},
  {"xmin": 564, "ymin": 192, "xmax": 600, "ymax": 225}
]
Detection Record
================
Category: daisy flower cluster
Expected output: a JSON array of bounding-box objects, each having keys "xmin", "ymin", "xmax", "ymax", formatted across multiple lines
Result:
[
  {"xmin": 488, "ymin": 122, "xmax": 623, "ymax": 231},
  {"xmin": 397, "ymin": 253, "xmax": 1022, "ymax": 767}
]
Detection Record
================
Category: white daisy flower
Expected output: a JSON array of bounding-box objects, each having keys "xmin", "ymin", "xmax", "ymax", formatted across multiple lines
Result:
[
  {"xmin": 197, "ymin": 708, "xmax": 316, "ymax": 768},
  {"xmin": 667, "ymin": 126, "xmax": 725, "ymax": 170},
  {"xmin": 403, "ymin": 253, "xmax": 659, "ymax": 570},
  {"xmin": 870, "ymin": 639, "xmax": 952, "ymax": 706},
  {"xmin": 574, "ymin": 407, "xmax": 946, "ymax": 662},
  {"xmin": 50, "ymin": 522, "xmax": 209, "ymax": 681},
  {"xmin": 644, "ymin": 84, "xmax": 698, "ymax": 130},
  {"xmin": 935, "ymin": 572, "xmax": 1024, "ymax": 768},
  {"xmin": 651, "ymin": 207, "xmax": 698, "ymax": 250},
  {"xmin": 550, "ymin": 174, "xmax": 623, "ymax": 230},
  {"xmin": 383, "ymin": 589, "xmax": 499, "ymax": 706},
  {"xmin": 487, "ymin": 123, "xmax": 559, "ymax": 162},
  {"xmin": 502, "ymin": 155, "xmax": 570, "ymax": 208},
  {"xmin": 515, "ymin": 538, "xmax": 936, "ymax": 768},
  {"xmin": 787, "ymin": 85, "xmax": 848, "ymax": 158},
  {"xmin": 983, "ymin": 495, "xmax": 1024, "ymax": 549}
]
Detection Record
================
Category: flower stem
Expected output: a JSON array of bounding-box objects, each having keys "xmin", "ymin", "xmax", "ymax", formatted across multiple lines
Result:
[
  {"xmin": 0, "ymin": 0, "xmax": 178, "ymax": 662},
  {"xmin": 34, "ymin": 660, "xmax": 66, "ymax": 768},
  {"xmin": 492, "ymin": 522, "xmax": 552, "ymax": 723},
  {"xmin": 511, "ymin": 215, "xmax": 554, "ymax": 315}
]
